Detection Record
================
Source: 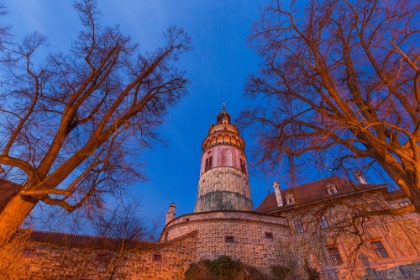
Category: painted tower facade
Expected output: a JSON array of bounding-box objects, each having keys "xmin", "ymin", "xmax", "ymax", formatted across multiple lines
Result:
[{"xmin": 194, "ymin": 108, "xmax": 253, "ymax": 212}]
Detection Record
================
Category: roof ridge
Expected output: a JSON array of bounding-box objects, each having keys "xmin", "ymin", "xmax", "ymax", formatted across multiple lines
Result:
[{"xmin": 281, "ymin": 176, "xmax": 350, "ymax": 190}]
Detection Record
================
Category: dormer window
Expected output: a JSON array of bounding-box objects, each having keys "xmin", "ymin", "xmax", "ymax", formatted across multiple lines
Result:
[
  {"xmin": 285, "ymin": 193, "xmax": 295, "ymax": 205},
  {"xmin": 326, "ymin": 183, "xmax": 338, "ymax": 195}
]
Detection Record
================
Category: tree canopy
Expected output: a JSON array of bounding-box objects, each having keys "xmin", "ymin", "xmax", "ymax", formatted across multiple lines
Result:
[
  {"xmin": 241, "ymin": 0, "xmax": 420, "ymax": 212},
  {"xmin": 0, "ymin": 0, "xmax": 191, "ymax": 244}
]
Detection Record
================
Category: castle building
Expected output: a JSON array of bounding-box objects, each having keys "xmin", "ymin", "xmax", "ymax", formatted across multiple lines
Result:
[
  {"xmin": 2, "ymin": 108, "xmax": 420, "ymax": 279},
  {"xmin": 159, "ymin": 108, "xmax": 287, "ymax": 274}
]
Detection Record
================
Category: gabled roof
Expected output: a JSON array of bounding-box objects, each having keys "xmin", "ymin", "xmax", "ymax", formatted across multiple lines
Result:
[
  {"xmin": 255, "ymin": 176, "xmax": 386, "ymax": 214},
  {"xmin": 0, "ymin": 178, "xmax": 23, "ymax": 214}
]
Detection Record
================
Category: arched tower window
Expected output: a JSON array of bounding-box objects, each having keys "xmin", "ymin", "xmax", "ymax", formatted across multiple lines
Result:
[
  {"xmin": 240, "ymin": 159, "xmax": 246, "ymax": 174},
  {"xmin": 205, "ymin": 156, "xmax": 213, "ymax": 171}
]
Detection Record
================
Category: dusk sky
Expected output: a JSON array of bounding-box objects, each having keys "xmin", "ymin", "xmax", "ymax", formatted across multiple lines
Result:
[{"xmin": 4, "ymin": 0, "xmax": 322, "ymax": 233}]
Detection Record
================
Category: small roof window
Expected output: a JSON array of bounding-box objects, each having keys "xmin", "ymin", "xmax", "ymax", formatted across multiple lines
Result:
[
  {"xmin": 326, "ymin": 183, "xmax": 338, "ymax": 195},
  {"xmin": 285, "ymin": 193, "xmax": 295, "ymax": 205}
]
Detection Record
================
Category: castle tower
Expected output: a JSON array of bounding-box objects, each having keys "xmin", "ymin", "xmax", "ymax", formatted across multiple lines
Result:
[{"xmin": 194, "ymin": 106, "xmax": 253, "ymax": 212}]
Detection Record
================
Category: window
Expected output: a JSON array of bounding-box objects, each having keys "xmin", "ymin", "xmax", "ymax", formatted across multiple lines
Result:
[
  {"xmin": 359, "ymin": 216, "xmax": 370, "ymax": 223},
  {"xmin": 240, "ymin": 159, "xmax": 247, "ymax": 174},
  {"xmin": 294, "ymin": 219, "xmax": 305, "ymax": 233},
  {"xmin": 320, "ymin": 215, "xmax": 329, "ymax": 229},
  {"xmin": 326, "ymin": 183, "xmax": 338, "ymax": 194},
  {"xmin": 371, "ymin": 241, "xmax": 389, "ymax": 259},
  {"xmin": 22, "ymin": 248, "xmax": 36, "ymax": 257},
  {"xmin": 265, "ymin": 232, "xmax": 273, "ymax": 239},
  {"xmin": 205, "ymin": 156, "xmax": 213, "ymax": 171},
  {"xmin": 225, "ymin": 236, "xmax": 234, "ymax": 243},
  {"xmin": 399, "ymin": 201, "xmax": 411, "ymax": 207},
  {"xmin": 153, "ymin": 254, "xmax": 162, "ymax": 261},
  {"xmin": 286, "ymin": 193, "xmax": 295, "ymax": 205},
  {"xmin": 328, "ymin": 247, "xmax": 343, "ymax": 265},
  {"xmin": 327, "ymin": 188, "xmax": 337, "ymax": 194}
]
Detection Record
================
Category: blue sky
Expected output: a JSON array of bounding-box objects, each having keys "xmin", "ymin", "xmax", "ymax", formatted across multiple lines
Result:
[
  {"xmin": 4, "ymin": 0, "xmax": 292, "ymax": 232},
  {"xmin": 4, "ymin": 0, "xmax": 393, "ymax": 236}
]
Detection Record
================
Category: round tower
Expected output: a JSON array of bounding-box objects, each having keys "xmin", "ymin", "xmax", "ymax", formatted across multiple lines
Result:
[{"xmin": 194, "ymin": 107, "xmax": 253, "ymax": 212}]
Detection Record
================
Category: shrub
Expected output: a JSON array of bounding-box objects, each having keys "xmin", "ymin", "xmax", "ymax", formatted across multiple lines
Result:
[
  {"xmin": 185, "ymin": 256, "xmax": 264, "ymax": 280},
  {"xmin": 207, "ymin": 255, "xmax": 240, "ymax": 278},
  {"xmin": 270, "ymin": 265, "xmax": 291, "ymax": 280},
  {"xmin": 304, "ymin": 262, "xmax": 320, "ymax": 280}
]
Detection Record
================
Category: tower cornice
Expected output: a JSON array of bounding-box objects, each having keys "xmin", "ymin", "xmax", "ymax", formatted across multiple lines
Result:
[{"xmin": 201, "ymin": 126, "xmax": 246, "ymax": 152}]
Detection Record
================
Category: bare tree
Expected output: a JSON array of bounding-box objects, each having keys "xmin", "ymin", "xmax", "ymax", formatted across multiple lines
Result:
[
  {"xmin": 0, "ymin": 0, "xmax": 191, "ymax": 244},
  {"xmin": 241, "ymin": 0, "xmax": 420, "ymax": 213}
]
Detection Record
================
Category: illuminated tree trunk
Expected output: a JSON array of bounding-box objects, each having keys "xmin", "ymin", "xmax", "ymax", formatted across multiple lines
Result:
[{"xmin": 0, "ymin": 196, "xmax": 37, "ymax": 245}]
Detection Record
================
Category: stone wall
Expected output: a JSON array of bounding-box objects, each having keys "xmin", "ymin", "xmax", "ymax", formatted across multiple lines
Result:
[
  {"xmin": 7, "ymin": 192, "xmax": 420, "ymax": 280},
  {"xmin": 17, "ymin": 231, "xmax": 198, "ymax": 280},
  {"xmin": 161, "ymin": 210, "xmax": 289, "ymax": 277},
  {"xmin": 10, "ymin": 210, "xmax": 420, "ymax": 280},
  {"xmin": 195, "ymin": 167, "xmax": 253, "ymax": 212}
]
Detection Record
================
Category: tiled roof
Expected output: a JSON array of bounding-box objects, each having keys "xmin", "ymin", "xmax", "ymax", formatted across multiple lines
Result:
[
  {"xmin": 25, "ymin": 230, "xmax": 154, "ymax": 249},
  {"xmin": 0, "ymin": 178, "xmax": 23, "ymax": 214},
  {"xmin": 255, "ymin": 176, "xmax": 386, "ymax": 213},
  {"xmin": 383, "ymin": 190, "xmax": 407, "ymax": 201},
  {"xmin": 19, "ymin": 229, "xmax": 198, "ymax": 250}
]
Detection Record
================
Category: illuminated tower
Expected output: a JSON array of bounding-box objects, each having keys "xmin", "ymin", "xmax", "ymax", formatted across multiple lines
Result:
[{"xmin": 194, "ymin": 106, "xmax": 253, "ymax": 212}]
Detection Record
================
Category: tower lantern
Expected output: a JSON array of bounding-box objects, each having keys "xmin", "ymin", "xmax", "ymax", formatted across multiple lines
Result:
[{"xmin": 194, "ymin": 106, "xmax": 253, "ymax": 212}]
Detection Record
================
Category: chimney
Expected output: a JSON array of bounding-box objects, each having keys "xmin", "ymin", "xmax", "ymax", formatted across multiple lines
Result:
[
  {"xmin": 272, "ymin": 181, "xmax": 283, "ymax": 207},
  {"xmin": 166, "ymin": 202, "xmax": 176, "ymax": 225},
  {"xmin": 353, "ymin": 170, "xmax": 367, "ymax": 184}
]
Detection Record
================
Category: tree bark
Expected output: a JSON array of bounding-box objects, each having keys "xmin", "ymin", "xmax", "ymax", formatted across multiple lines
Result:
[{"xmin": 0, "ymin": 195, "xmax": 37, "ymax": 246}]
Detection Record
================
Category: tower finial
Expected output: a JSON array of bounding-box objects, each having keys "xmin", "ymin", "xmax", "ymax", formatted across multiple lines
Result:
[{"xmin": 222, "ymin": 102, "xmax": 226, "ymax": 110}]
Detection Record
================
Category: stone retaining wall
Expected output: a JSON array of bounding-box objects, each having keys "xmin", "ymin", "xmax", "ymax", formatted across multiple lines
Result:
[
  {"xmin": 161, "ymin": 210, "xmax": 289, "ymax": 277},
  {"xmin": 18, "ymin": 231, "xmax": 198, "ymax": 280}
]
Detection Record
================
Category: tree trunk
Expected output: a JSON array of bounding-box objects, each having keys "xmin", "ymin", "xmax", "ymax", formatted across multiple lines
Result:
[
  {"xmin": 394, "ymin": 178, "xmax": 420, "ymax": 214},
  {"xmin": 408, "ymin": 187, "xmax": 420, "ymax": 215},
  {"xmin": 375, "ymin": 155, "xmax": 420, "ymax": 215},
  {"xmin": 0, "ymin": 195, "xmax": 37, "ymax": 245}
]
